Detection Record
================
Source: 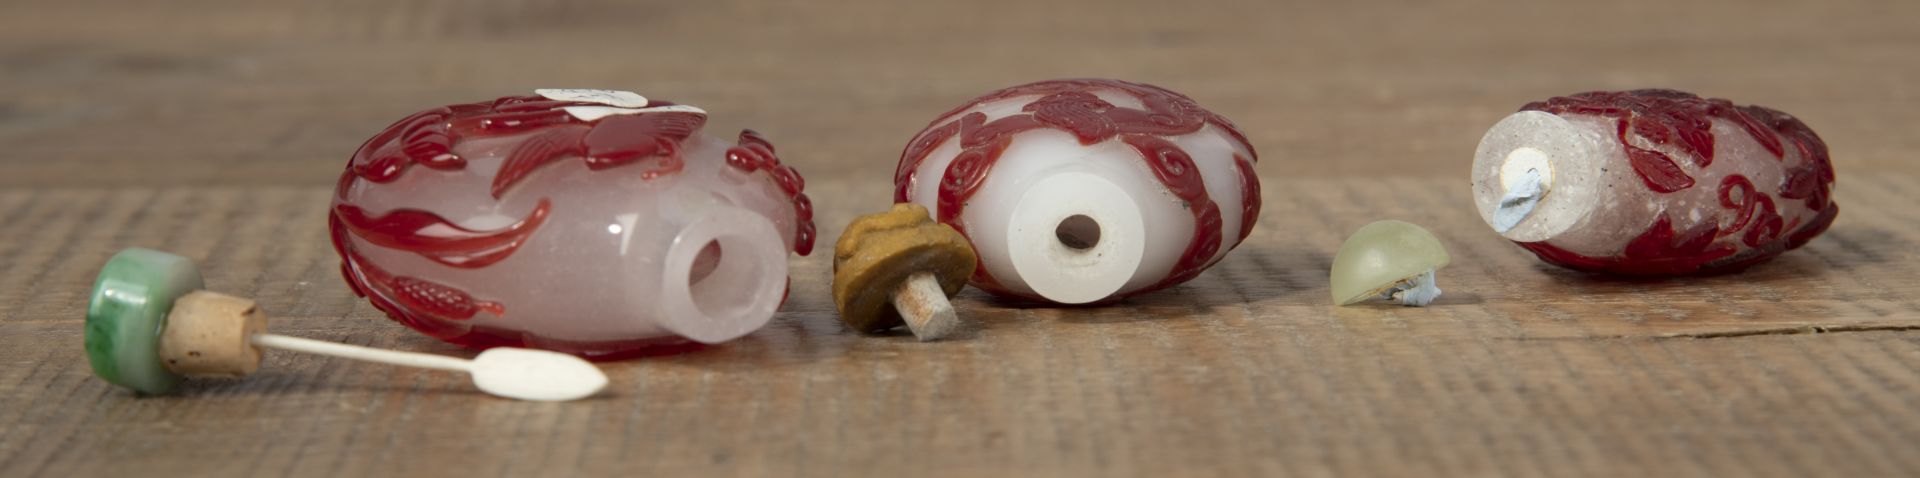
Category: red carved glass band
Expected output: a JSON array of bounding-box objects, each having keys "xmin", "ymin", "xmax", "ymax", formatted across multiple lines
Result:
[
  {"xmin": 332, "ymin": 90, "xmax": 814, "ymax": 358},
  {"xmin": 1474, "ymin": 89, "xmax": 1836, "ymax": 275}
]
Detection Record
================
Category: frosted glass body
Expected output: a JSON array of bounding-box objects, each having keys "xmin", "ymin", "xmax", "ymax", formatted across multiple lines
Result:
[
  {"xmin": 895, "ymin": 79, "xmax": 1260, "ymax": 303},
  {"xmin": 331, "ymin": 91, "xmax": 813, "ymax": 358},
  {"xmin": 1477, "ymin": 112, "xmax": 1815, "ymax": 256},
  {"xmin": 1470, "ymin": 90, "xmax": 1838, "ymax": 275}
]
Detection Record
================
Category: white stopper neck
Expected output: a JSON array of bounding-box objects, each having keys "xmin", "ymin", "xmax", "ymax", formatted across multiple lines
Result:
[{"xmin": 1004, "ymin": 170, "xmax": 1147, "ymax": 304}]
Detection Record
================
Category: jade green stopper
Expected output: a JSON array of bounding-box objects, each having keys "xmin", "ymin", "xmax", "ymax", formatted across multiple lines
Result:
[
  {"xmin": 85, "ymin": 248, "xmax": 204, "ymax": 394},
  {"xmin": 1330, "ymin": 220, "xmax": 1451, "ymax": 306}
]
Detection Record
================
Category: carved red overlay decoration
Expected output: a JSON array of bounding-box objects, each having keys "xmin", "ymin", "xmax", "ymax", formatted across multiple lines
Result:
[
  {"xmin": 332, "ymin": 93, "xmax": 815, "ymax": 357},
  {"xmin": 1232, "ymin": 154, "xmax": 1261, "ymax": 242},
  {"xmin": 347, "ymin": 107, "xmax": 469, "ymax": 184},
  {"xmin": 333, "ymin": 199, "xmax": 552, "ymax": 269},
  {"xmin": 341, "ymin": 95, "xmax": 706, "ymax": 195},
  {"xmin": 329, "ymin": 216, "xmax": 505, "ymax": 323},
  {"xmin": 1519, "ymin": 216, "xmax": 1736, "ymax": 276},
  {"xmin": 1124, "ymin": 135, "xmax": 1225, "ymax": 292},
  {"xmin": 330, "ymin": 216, "xmax": 701, "ymax": 360},
  {"xmin": 490, "ymin": 112, "xmax": 706, "ymax": 198},
  {"xmin": 1514, "ymin": 90, "xmax": 1838, "ymax": 275},
  {"xmin": 725, "ymin": 129, "xmax": 817, "ymax": 256},
  {"xmin": 895, "ymin": 79, "xmax": 1259, "ymax": 300},
  {"xmin": 1523, "ymin": 89, "xmax": 1810, "ymax": 194}
]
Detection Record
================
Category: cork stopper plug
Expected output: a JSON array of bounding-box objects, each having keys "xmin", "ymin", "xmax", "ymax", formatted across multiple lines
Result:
[
  {"xmin": 832, "ymin": 204, "xmax": 978, "ymax": 341},
  {"xmin": 160, "ymin": 291, "xmax": 266, "ymax": 378}
]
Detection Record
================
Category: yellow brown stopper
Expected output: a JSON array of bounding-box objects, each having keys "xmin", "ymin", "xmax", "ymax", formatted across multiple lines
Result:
[{"xmin": 831, "ymin": 203, "xmax": 977, "ymax": 335}]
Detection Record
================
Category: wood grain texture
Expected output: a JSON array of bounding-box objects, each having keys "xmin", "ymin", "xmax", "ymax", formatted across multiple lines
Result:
[{"xmin": 2, "ymin": 0, "xmax": 1919, "ymax": 476}]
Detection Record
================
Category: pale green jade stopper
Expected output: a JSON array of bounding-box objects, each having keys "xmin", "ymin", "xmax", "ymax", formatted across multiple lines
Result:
[
  {"xmin": 1330, "ymin": 220, "xmax": 1451, "ymax": 306},
  {"xmin": 86, "ymin": 248, "xmax": 205, "ymax": 394}
]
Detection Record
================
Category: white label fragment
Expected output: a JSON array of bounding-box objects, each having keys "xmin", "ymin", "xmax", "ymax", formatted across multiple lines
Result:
[
  {"xmin": 559, "ymin": 104, "xmax": 708, "ymax": 122},
  {"xmin": 535, "ymin": 88, "xmax": 650, "ymax": 108}
]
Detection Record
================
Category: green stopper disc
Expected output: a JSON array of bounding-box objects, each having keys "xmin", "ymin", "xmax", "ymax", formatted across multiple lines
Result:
[
  {"xmin": 1330, "ymin": 220, "xmax": 1451, "ymax": 305},
  {"xmin": 85, "ymin": 248, "xmax": 204, "ymax": 394}
]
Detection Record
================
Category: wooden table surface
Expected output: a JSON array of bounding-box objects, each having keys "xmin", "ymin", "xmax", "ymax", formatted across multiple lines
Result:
[{"xmin": 3, "ymin": 1, "xmax": 1918, "ymax": 476}]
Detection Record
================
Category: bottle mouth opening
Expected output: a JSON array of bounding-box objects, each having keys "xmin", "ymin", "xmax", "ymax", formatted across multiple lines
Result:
[
  {"xmin": 1007, "ymin": 170, "xmax": 1147, "ymax": 304},
  {"xmin": 658, "ymin": 208, "xmax": 787, "ymax": 344},
  {"xmin": 1055, "ymin": 214, "xmax": 1102, "ymax": 250}
]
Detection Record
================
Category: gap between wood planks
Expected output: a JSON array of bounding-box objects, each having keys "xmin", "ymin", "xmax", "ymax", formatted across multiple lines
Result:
[{"xmin": 1515, "ymin": 323, "xmax": 1920, "ymax": 341}]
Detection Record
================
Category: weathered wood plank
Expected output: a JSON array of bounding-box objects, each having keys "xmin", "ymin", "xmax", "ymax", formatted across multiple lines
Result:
[
  {"xmin": 0, "ymin": 176, "xmax": 1915, "ymax": 477},
  {"xmin": 3, "ymin": 0, "xmax": 1919, "ymax": 475}
]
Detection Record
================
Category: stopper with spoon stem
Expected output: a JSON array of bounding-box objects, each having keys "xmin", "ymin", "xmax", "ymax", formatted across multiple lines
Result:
[{"xmin": 85, "ymin": 248, "xmax": 607, "ymax": 401}]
